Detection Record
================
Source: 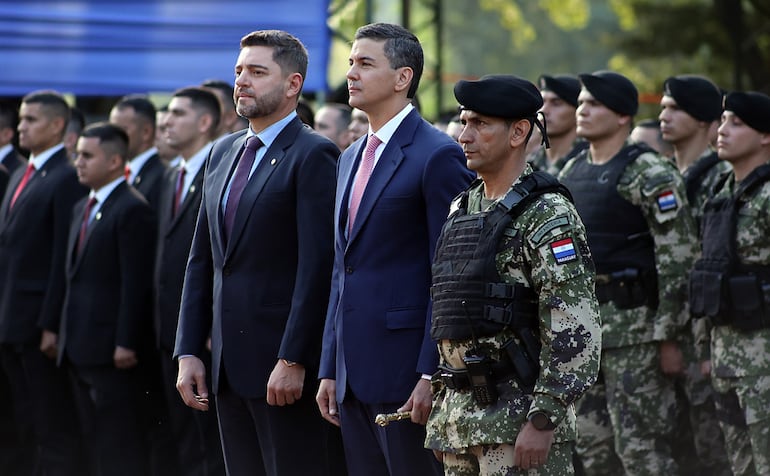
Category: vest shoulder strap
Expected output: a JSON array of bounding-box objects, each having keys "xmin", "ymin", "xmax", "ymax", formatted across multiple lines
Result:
[
  {"xmin": 685, "ymin": 152, "xmax": 721, "ymax": 203},
  {"xmin": 498, "ymin": 170, "xmax": 573, "ymax": 217}
]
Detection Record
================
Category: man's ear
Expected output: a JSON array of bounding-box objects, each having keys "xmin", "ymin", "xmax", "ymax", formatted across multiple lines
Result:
[
  {"xmin": 510, "ymin": 119, "xmax": 531, "ymax": 148},
  {"xmin": 394, "ymin": 67, "xmax": 414, "ymax": 95}
]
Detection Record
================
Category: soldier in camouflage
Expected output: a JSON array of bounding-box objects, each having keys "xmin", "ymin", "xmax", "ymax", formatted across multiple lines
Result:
[
  {"xmin": 690, "ymin": 91, "xmax": 770, "ymax": 476},
  {"xmin": 425, "ymin": 74, "xmax": 601, "ymax": 476},
  {"xmin": 528, "ymin": 74, "xmax": 587, "ymax": 176},
  {"xmin": 559, "ymin": 71, "xmax": 699, "ymax": 476},
  {"xmin": 658, "ymin": 74, "xmax": 732, "ymax": 476}
]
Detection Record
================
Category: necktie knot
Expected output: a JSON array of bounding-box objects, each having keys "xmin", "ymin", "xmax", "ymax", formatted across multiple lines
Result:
[
  {"xmin": 245, "ymin": 136, "xmax": 263, "ymax": 152},
  {"xmin": 365, "ymin": 134, "xmax": 382, "ymax": 155}
]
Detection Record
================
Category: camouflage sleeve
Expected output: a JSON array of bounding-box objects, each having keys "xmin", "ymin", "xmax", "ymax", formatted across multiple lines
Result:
[
  {"xmin": 518, "ymin": 194, "xmax": 602, "ymax": 425},
  {"xmin": 619, "ymin": 153, "xmax": 699, "ymax": 341}
]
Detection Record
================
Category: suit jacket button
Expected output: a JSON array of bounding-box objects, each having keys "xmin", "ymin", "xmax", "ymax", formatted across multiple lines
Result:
[{"xmin": 345, "ymin": 266, "xmax": 353, "ymax": 274}]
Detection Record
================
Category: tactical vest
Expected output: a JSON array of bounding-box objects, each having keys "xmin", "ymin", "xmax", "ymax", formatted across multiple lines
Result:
[
  {"xmin": 683, "ymin": 151, "xmax": 720, "ymax": 205},
  {"xmin": 560, "ymin": 144, "xmax": 658, "ymax": 309},
  {"xmin": 430, "ymin": 171, "xmax": 573, "ymax": 340},
  {"xmin": 690, "ymin": 163, "xmax": 770, "ymax": 331}
]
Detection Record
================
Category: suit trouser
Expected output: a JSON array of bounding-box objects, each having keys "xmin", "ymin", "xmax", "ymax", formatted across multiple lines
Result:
[
  {"xmin": 215, "ymin": 368, "xmax": 344, "ymax": 476},
  {"xmin": 68, "ymin": 362, "xmax": 148, "ymax": 476},
  {"xmin": 160, "ymin": 349, "xmax": 225, "ymax": 476},
  {"xmin": 338, "ymin": 392, "xmax": 442, "ymax": 476},
  {"xmin": 0, "ymin": 344, "xmax": 84, "ymax": 476}
]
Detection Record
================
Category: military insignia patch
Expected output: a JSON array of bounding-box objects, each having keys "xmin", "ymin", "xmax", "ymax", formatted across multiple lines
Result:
[
  {"xmin": 657, "ymin": 190, "xmax": 678, "ymax": 212},
  {"xmin": 551, "ymin": 238, "xmax": 577, "ymax": 264}
]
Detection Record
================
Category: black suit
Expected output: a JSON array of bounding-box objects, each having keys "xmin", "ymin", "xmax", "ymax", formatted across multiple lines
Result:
[
  {"xmin": 155, "ymin": 163, "xmax": 225, "ymax": 476},
  {"xmin": 59, "ymin": 181, "xmax": 156, "ymax": 476},
  {"xmin": 0, "ymin": 148, "xmax": 24, "ymax": 198},
  {"xmin": 0, "ymin": 147, "xmax": 87, "ymax": 476},
  {"xmin": 131, "ymin": 153, "xmax": 167, "ymax": 215},
  {"xmin": 175, "ymin": 118, "xmax": 343, "ymax": 475}
]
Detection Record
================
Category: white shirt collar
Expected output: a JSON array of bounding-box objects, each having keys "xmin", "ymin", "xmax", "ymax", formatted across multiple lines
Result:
[
  {"xmin": 127, "ymin": 147, "xmax": 158, "ymax": 181},
  {"xmin": 29, "ymin": 143, "xmax": 65, "ymax": 170},
  {"xmin": 368, "ymin": 103, "xmax": 413, "ymax": 145}
]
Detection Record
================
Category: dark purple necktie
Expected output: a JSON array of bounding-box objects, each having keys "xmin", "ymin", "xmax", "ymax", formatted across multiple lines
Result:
[
  {"xmin": 224, "ymin": 136, "xmax": 262, "ymax": 240},
  {"xmin": 77, "ymin": 196, "xmax": 98, "ymax": 255},
  {"xmin": 172, "ymin": 166, "xmax": 186, "ymax": 218}
]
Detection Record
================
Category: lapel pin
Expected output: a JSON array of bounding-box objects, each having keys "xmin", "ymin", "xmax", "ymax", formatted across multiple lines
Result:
[
  {"xmin": 190, "ymin": 185, "xmax": 196, "ymax": 193},
  {"xmin": 95, "ymin": 212, "xmax": 102, "ymax": 221},
  {"xmin": 135, "ymin": 176, "xmax": 142, "ymax": 184},
  {"xmin": 41, "ymin": 170, "xmax": 47, "ymax": 178},
  {"xmin": 270, "ymin": 158, "xmax": 277, "ymax": 165}
]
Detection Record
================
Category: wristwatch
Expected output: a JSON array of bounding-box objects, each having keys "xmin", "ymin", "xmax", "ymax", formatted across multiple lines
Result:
[{"xmin": 528, "ymin": 411, "xmax": 557, "ymax": 431}]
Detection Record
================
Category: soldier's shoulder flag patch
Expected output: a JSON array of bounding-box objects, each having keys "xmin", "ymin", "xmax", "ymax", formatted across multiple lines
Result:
[
  {"xmin": 550, "ymin": 237, "xmax": 577, "ymax": 264},
  {"xmin": 657, "ymin": 190, "xmax": 678, "ymax": 212}
]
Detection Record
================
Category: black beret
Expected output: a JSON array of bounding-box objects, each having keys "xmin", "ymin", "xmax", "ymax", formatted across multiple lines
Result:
[
  {"xmin": 539, "ymin": 74, "xmax": 581, "ymax": 108},
  {"xmin": 724, "ymin": 91, "xmax": 770, "ymax": 133},
  {"xmin": 454, "ymin": 74, "xmax": 543, "ymax": 120},
  {"xmin": 578, "ymin": 70, "xmax": 638, "ymax": 116},
  {"xmin": 663, "ymin": 75, "xmax": 722, "ymax": 122}
]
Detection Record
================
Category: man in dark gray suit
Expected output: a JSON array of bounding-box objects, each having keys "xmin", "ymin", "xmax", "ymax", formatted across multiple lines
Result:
[{"xmin": 174, "ymin": 30, "xmax": 344, "ymax": 476}]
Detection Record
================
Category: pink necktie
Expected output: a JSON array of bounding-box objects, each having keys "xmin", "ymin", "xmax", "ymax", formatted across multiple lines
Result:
[
  {"xmin": 348, "ymin": 134, "xmax": 382, "ymax": 233},
  {"xmin": 9, "ymin": 163, "xmax": 35, "ymax": 210}
]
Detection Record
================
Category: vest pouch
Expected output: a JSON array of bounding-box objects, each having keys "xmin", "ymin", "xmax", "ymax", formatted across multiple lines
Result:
[
  {"xmin": 607, "ymin": 269, "xmax": 647, "ymax": 310},
  {"xmin": 689, "ymin": 268, "xmax": 725, "ymax": 318},
  {"xmin": 727, "ymin": 275, "xmax": 765, "ymax": 331}
]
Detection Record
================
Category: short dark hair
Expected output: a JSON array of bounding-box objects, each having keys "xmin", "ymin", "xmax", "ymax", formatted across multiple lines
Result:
[
  {"xmin": 201, "ymin": 79, "xmax": 236, "ymax": 113},
  {"xmin": 113, "ymin": 95, "xmax": 157, "ymax": 129},
  {"xmin": 296, "ymin": 100, "xmax": 314, "ymax": 128},
  {"xmin": 321, "ymin": 103, "xmax": 352, "ymax": 130},
  {"xmin": 81, "ymin": 122, "xmax": 129, "ymax": 162},
  {"xmin": 21, "ymin": 90, "xmax": 71, "ymax": 124},
  {"xmin": 240, "ymin": 30, "xmax": 308, "ymax": 82},
  {"xmin": 171, "ymin": 86, "xmax": 222, "ymax": 134},
  {"xmin": 67, "ymin": 107, "xmax": 86, "ymax": 135},
  {"xmin": 354, "ymin": 23, "xmax": 424, "ymax": 99},
  {"xmin": 0, "ymin": 100, "xmax": 19, "ymax": 131}
]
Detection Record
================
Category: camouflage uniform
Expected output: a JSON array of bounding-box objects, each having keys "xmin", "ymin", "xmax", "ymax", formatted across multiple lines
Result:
[
  {"xmin": 425, "ymin": 165, "xmax": 601, "ymax": 476},
  {"xmin": 675, "ymin": 148, "xmax": 732, "ymax": 476},
  {"xmin": 706, "ymin": 173, "xmax": 770, "ymax": 476},
  {"xmin": 528, "ymin": 138, "xmax": 586, "ymax": 177},
  {"xmin": 559, "ymin": 142, "xmax": 699, "ymax": 475}
]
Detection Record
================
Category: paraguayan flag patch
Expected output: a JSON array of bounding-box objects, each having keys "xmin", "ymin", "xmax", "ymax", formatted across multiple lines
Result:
[
  {"xmin": 550, "ymin": 238, "xmax": 577, "ymax": 264},
  {"xmin": 657, "ymin": 190, "xmax": 678, "ymax": 212}
]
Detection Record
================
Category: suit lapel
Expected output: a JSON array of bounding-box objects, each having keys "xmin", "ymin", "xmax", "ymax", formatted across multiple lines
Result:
[
  {"xmin": 210, "ymin": 133, "xmax": 247, "ymax": 256},
  {"xmin": 346, "ymin": 110, "xmax": 419, "ymax": 244},
  {"xmin": 71, "ymin": 182, "xmax": 125, "ymax": 272},
  {"xmin": 167, "ymin": 167, "xmax": 204, "ymax": 233},
  {"xmin": 224, "ymin": 118, "xmax": 302, "ymax": 259},
  {"xmin": 66, "ymin": 197, "xmax": 86, "ymax": 274},
  {"xmin": 5, "ymin": 150, "xmax": 66, "ymax": 218}
]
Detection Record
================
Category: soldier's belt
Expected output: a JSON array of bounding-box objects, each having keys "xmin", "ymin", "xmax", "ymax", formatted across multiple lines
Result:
[{"xmin": 437, "ymin": 358, "xmax": 516, "ymax": 390}]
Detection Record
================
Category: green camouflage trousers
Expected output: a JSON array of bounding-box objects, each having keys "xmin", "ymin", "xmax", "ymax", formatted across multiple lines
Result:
[
  {"xmin": 574, "ymin": 376, "xmax": 624, "ymax": 476},
  {"xmin": 441, "ymin": 442, "xmax": 573, "ymax": 476},
  {"xmin": 712, "ymin": 375, "xmax": 770, "ymax": 476},
  {"xmin": 672, "ymin": 329, "xmax": 731, "ymax": 476}
]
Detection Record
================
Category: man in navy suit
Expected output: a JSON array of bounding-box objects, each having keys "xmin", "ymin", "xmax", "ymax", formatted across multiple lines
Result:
[
  {"xmin": 316, "ymin": 23, "xmax": 474, "ymax": 476},
  {"xmin": 59, "ymin": 122, "xmax": 157, "ymax": 476},
  {"xmin": 0, "ymin": 91, "xmax": 87, "ymax": 476},
  {"xmin": 175, "ymin": 30, "xmax": 342, "ymax": 476},
  {"xmin": 156, "ymin": 86, "xmax": 224, "ymax": 476}
]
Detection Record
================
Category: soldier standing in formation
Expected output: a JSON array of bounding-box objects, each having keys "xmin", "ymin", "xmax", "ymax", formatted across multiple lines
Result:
[
  {"xmin": 425, "ymin": 74, "xmax": 601, "ymax": 476},
  {"xmin": 559, "ymin": 71, "xmax": 699, "ymax": 475},
  {"xmin": 690, "ymin": 91, "xmax": 770, "ymax": 476}
]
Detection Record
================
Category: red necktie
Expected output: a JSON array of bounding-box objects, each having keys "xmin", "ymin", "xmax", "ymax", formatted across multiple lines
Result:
[
  {"xmin": 124, "ymin": 165, "xmax": 131, "ymax": 182},
  {"xmin": 172, "ymin": 166, "xmax": 186, "ymax": 217},
  {"xmin": 9, "ymin": 163, "xmax": 35, "ymax": 210},
  {"xmin": 348, "ymin": 134, "xmax": 381, "ymax": 233},
  {"xmin": 77, "ymin": 197, "xmax": 98, "ymax": 255},
  {"xmin": 224, "ymin": 136, "xmax": 263, "ymax": 241}
]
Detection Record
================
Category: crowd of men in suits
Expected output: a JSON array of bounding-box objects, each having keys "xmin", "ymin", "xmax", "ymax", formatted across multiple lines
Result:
[{"xmin": 2, "ymin": 19, "xmax": 770, "ymax": 476}]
